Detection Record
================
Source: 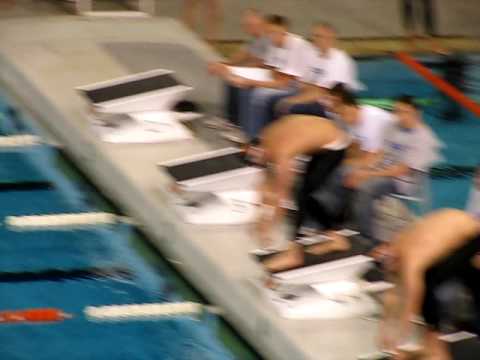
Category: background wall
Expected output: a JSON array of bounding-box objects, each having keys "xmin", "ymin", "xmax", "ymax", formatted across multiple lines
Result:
[{"xmin": 155, "ymin": 0, "xmax": 480, "ymax": 39}]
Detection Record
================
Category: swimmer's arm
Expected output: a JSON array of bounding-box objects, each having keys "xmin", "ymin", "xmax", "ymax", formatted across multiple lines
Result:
[
  {"xmin": 343, "ymin": 149, "xmax": 382, "ymax": 168},
  {"xmin": 365, "ymin": 163, "xmax": 410, "ymax": 179}
]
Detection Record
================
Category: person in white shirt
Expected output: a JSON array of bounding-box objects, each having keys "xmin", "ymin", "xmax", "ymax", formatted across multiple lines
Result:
[
  {"xmin": 344, "ymin": 95, "xmax": 442, "ymax": 242},
  {"xmin": 209, "ymin": 9, "xmax": 269, "ymax": 73},
  {"xmin": 274, "ymin": 22, "xmax": 362, "ymax": 118},
  {"xmin": 208, "ymin": 9, "xmax": 270, "ymax": 126},
  {"xmin": 226, "ymin": 15, "xmax": 314, "ymax": 139}
]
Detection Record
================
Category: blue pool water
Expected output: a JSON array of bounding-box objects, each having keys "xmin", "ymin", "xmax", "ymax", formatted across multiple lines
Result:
[{"xmin": 0, "ymin": 95, "xmax": 235, "ymax": 360}]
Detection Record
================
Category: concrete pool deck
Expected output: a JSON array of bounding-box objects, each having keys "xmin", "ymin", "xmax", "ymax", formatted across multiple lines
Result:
[{"xmin": 0, "ymin": 16, "xmax": 379, "ymax": 360}]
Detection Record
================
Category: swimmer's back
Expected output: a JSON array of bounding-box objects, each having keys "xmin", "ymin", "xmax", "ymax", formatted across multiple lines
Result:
[
  {"xmin": 398, "ymin": 209, "xmax": 480, "ymax": 269},
  {"xmin": 262, "ymin": 115, "xmax": 344, "ymax": 156}
]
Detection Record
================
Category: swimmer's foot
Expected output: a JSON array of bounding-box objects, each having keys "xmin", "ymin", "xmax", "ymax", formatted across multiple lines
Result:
[{"xmin": 262, "ymin": 243, "xmax": 304, "ymax": 273}]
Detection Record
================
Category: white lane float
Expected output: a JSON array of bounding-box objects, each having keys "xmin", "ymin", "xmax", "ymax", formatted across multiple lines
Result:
[
  {"xmin": 0, "ymin": 135, "xmax": 41, "ymax": 148},
  {"xmin": 5, "ymin": 212, "xmax": 121, "ymax": 230},
  {"xmin": 84, "ymin": 302, "xmax": 204, "ymax": 322}
]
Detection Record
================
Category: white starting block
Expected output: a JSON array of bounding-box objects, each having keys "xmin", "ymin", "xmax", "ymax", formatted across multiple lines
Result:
[
  {"xmin": 172, "ymin": 189, "xmax": 259, "ymax": 225},
  {"xmin": 89, "ymin": 111, "xmax": 193, "ymax": 144},
  {"xmin": 266, "ymin": 255, "xmax": 379, "ymax": 319},
  {"xmin": 262, "ymin": 279, "xmax": 379, "ymax": 320},
  {"xmin": 254, "ymin": 238, "xmax": 382, "ymax": 319},
  {"xmin": 158, "ymin": 147, "xmax": 263, "ymax": 193},
  {"xmin": 76, "ymin": 69, "xmax": 192, "ymax": 115},
  {"xmin": 77, "ymin": 69, "xmax": 195, "ymax": 144},
  {"xmin": 272, "ymin": 254, "xmax": 374, "ymax": 285}
]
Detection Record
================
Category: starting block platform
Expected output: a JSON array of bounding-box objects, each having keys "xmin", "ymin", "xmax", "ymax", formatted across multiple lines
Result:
[
  {"xmin": 171, "ymin": 190, "xmax": 259, "ymax": 225},
  {"xmin": 253, "ymin": 236, "xmax": 383, "ymax": 320},
  {"xmin": 159, "ymin": 147, "xmax": 263, "ymax": 193},
  {"xmin": 77, "ymin": 69, "xmax": 192, "ymax": 115}
]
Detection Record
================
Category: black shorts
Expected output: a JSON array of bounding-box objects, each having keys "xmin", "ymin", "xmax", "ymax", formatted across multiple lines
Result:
[
  {"xmin": 294, "ymin": 149, "xmax": 346, "ymax": 235},
  {"xmin": 422, "ymin": 234, "xmax": 480, "ymax": 332}
]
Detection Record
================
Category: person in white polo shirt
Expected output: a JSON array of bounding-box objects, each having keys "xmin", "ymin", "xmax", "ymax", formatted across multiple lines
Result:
[
  {"xmin": 208, "ymin": 9, "xmax": 270, "ymax": 127},
  {"xmin": 274, "ymin": 22, "xmax": 362, "ymax": 118},
  {"xmin": 228, "ymin": 15, "xmax": 313, "ymax": 140}
]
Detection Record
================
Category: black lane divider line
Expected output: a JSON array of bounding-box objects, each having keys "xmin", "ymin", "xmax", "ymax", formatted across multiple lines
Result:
[
  {"xmin": 0, "ymin": 181, "xmax": 54, "ymax": 191},
  {"xmin": 0, "ymin": 267, "xmax": 133, "ymax": 283}
]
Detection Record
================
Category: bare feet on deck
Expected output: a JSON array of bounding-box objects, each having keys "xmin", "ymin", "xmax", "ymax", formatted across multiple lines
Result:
[{"xmin": 263, "ymin": 243, "xmax": 304, "ymax": 273}]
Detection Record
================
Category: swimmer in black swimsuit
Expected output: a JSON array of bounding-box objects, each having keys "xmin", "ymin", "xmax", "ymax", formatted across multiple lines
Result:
[
  {"xmin": 375, "ymin": 209, "xmax": 480, "ymax": 359},
  {"xmin": 254, "ymin": 115, "xmax": 350, "ymax": 248}
]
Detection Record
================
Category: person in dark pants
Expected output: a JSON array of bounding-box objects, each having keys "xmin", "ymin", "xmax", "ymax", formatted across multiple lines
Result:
[
  {"xmin": 402, "ymin": 0, "xmax": 435, "ymax": 37},
  {"xmin": 423, "ymin": 53, "xmax": 468, "ymax": 121},
  {"xmin": 208, "ymin": 9, "xmax": 269, "ymax": 126},
  {"xmin": 402, "ymin": 0, "xmax": 447, "ymax": 53}
]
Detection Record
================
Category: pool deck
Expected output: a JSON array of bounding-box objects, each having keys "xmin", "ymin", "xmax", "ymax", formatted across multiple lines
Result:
[{"xmin": 0, "ymin": 16, "xmax": 379, "ymax": 360}]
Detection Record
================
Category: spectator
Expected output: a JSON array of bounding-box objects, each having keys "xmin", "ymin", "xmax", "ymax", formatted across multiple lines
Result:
[
  {"xmin": 208, "ymin": 9, "xmax": 269, "ymax": 127},
  {"xmin": 228, "ymin": 15, "xmax": 314, "ymax": 140},
  {"xmin": 275, "ymin": 22, "xmax": 362, "ymax": 118},
  {"xmin": 402, "ymin": 0, "xmax": 446, "ymax": 53},
  {"xmin": 402, "ymin": 0, "xmax": 435, "ymax": 38},
  {"xmin": 344, "ymin": 95, "xmax": 442, "ymax": 243}
]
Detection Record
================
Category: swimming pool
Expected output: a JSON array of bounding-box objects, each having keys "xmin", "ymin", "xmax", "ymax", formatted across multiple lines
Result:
[{"xmin": 0, "ymin": 93, "xmax": 259, "ymax": 360}]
